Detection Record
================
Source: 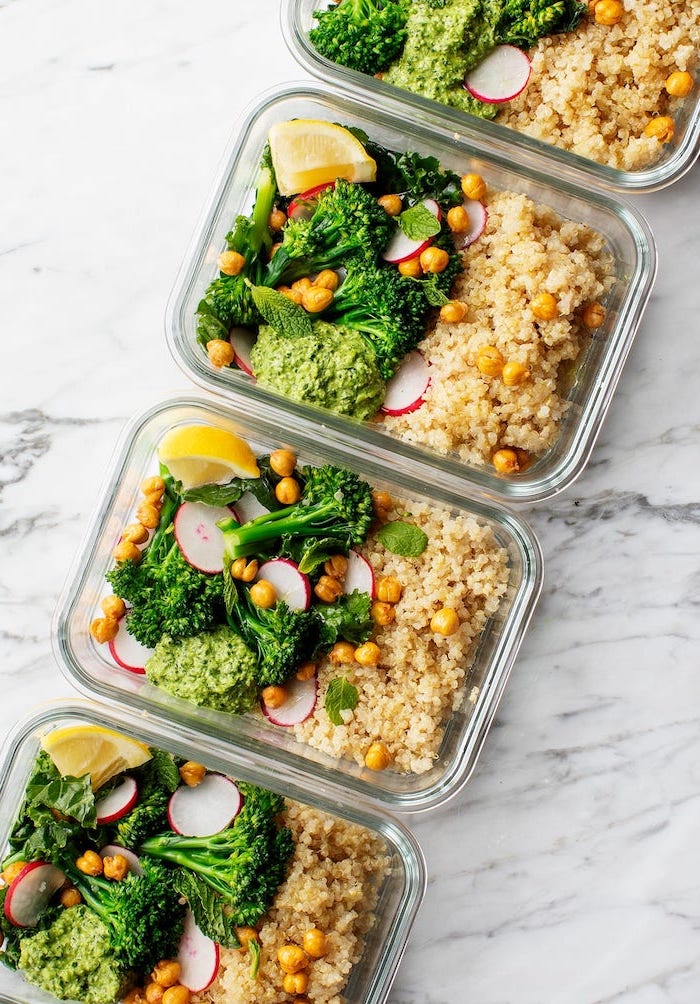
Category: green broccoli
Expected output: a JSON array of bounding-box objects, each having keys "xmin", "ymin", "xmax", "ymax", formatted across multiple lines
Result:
[
  {"xmin": 497, "ymin": 0, "xmax": 587, "ymax": 47},
  {"xmin": 309, "ymin": 0, "xmax": 409, "ymax": 75},
  {"xmin": 113, "ymin": 749, "xmax": 181, "ymax": 850}
]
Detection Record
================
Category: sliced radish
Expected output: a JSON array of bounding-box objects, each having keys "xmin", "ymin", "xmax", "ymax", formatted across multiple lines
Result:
[
  {"xmin": 256, "ymin": 558, "xmax": 311, "ymax": 612},
  {"xmin": 108, "ymin": 620, "xmax": 154, "ymax": 675},
  {"xmin": 232, "ymin": 490, "xmax": 270, "ymax": 524},
  {"xmin": 465, "ymin": 44, "xmax": 531, "ymax": 104},
  {"xmin": 287, "ymin": 182, "xmax": 335, "ymax": 221},
  {"xmin": 95, "ymin": 776, "xmax": 139, "ymax": 824},
  {"xmin": 344, "ymin": 549, "xmax": 375, "ymax": 598},
  {"xmin": 99, "ymin": 845, "xmax": 144, "ymax": 876},
  {"xmin": 262, "ymin": 674, "xmax": 318, "ymax": 727},
  {"xmin": 177, "ymin": 908, "xmax": 220, "ymax": 992},
  {"xmin": 229, "ymin": 326, "xmax": 256, "ymax": 377},
  {"xmin": 4, "ymin": 862, "xmax": 66, "ymax": 928},
  {"xmin": 382, "ymin": 198, "xmax": 441, "ymax": 264},
  {"xmin": 381, "ymin": 351, "xmax": 431, "ymax": 416},
  {"xmin": 174, "ymin": 502, "xmax": 231, "ymax": 574},
  {"xmin": 452, "ymin": 199, "xmax": 488, "ymax": 250},
  {"xmin": 167, "ymin": 774, "xmax": 242, "ymax": 837}
]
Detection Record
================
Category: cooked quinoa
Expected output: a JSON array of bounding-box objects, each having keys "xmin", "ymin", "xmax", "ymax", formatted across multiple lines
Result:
[
  {"xmin": 293, "ymin": 498, "xmax": 510, "ymax": 774},
  {"xmin": 382, "ymin": 189, "xmax": 615, "ymax": 466},
  {"xmin": 498, "ymin": 0, "xmax": 700, "ymax": 170},
  {"xmin": 196, "ymin": 801, "xmax": 389, "ymax": 1004}
]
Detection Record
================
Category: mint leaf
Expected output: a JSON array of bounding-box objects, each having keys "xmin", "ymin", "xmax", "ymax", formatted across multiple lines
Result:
[
  {"xmin": 325, "ymin": 677, "xmax": 359, "ymax": 725},
  {"xmin": 398, "ymin": 203, "xmax": 441, "ymax": 242},
  {"xmin": 376, "ymin": 520, "xmax": 428, "ymax": 557},
  {"xmin": 246, "ymin": 282, "xmax": 313, "ymax": 338},
  {"xmin": 419, "ymin": 276, "xmax": 451, "ymax": 307}
]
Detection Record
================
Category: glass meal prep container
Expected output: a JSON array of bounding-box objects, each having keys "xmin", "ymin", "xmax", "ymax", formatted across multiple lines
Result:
[
  {"xmin": 166, "ymin": 83, "xmax": 656, "ymax": 505},
  {"xmin": 282, "ymin": 1, "xmax": 700, "ymax": 193},
  {"xmin": 0, "ymin": 700, "xmax": 425, "ymax": 1004},
  {"xmin": 52, "ymin": 393, "xmax": 542, "ymax": 813}
]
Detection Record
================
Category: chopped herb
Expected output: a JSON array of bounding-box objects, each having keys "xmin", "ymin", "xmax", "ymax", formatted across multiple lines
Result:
[
  {"xmin": 376, "ymin": 520, "xmax": 428, "ymax": 556},
  {"xmin": 325, "ymin": 677, "xmax": 359, "ymax": 725}
]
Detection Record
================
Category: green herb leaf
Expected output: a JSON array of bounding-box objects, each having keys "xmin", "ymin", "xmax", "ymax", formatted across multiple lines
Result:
[
  {"xmin": 173, "ymin": 869, "xmax": 241, "ymax": 948},
  {"xmin": 398, "ymin": 203, "xmax": 441, "ymax": 242},
  {"xmin": 325, "ymin": 677, "xmax": 359, "ymax": 726},
  {"xmin": 196, "ymin": 299, "xmax": 230, "ymax": 348},
  {"xmin": 376, "ymin": 520, "xmax": 428, "ymax": 557},
  {"xmin": 246, "ymin": 281, "xmax": 313, "ymax": 338},
  {"xmin": 313, "ymin": 590, "xmax": 373, "ymax": 655},
  {"xmin": 419, "ymin": 276, "xmax": 451, "ymax": 307}
]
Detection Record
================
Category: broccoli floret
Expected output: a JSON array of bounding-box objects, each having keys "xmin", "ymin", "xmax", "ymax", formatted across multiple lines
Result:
[
  {"xmin": 114, "ymin": 750, "xmax": 181, "ymax": 850},
  {"xmin": 310, "ymin": 0, "xmax": 409, "ymax": 75},
  {"xmin": 141, "ymin": 783, "xmax": 294, "ymax": 928},
  {"xmin": 497, "ymin": 0, "xmax": 587, "ymax": 47}
]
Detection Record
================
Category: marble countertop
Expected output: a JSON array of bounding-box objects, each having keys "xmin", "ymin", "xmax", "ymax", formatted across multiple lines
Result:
[{"xmin": 2, "ymin": 1, "xmax": 700, "ymax": 1001}]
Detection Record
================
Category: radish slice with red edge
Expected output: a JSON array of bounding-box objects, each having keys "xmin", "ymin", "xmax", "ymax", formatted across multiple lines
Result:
[
  {"xmin": 100, "ymin": 845, "xmax": 144, "ymax": 876},
  {"xmin": 287, "ymin": 181, "xmax": 335, "ymax": 221},
  {"xmin": 382, "ymin": 198, "xmax": 441, "ymax": 264},
  {"xmin": 344, "ymin": 550, "xmax": 375, "ymax": 598},
  {"xmin": 262, "ymin": 675, "xmax": 318, "ymax": 727},
  {"xmin": 4, "ymin": 862, "xmax": 66, "ymax": 928},
  {"xmin": 167, "ymin": 774, "xmax": 242, "ymax": 837},
  {"xmin": 381, "ymin": 351, "xmax": 431, "ymax": 416},
  {"xmin": 174, "ymin": 502, "xmax": 231, "ymax": 574},
  {"xmin": 256, "ymin": 558, "xmax": 311, "ymax": 612},
  {"xmin": 465, "ymin": 45, "xmax": 531, "ymax": 104},
  {"xmin": 177, "ymin": 909, "xmax": 220, "ymax": 992},
  {"xmin": 452, "ymin": 199, "xmax": 488, "ymax": 250},
  {"xmin": 108, "ymin": 620, "xmax": 153, "ymax": 675},
  {"xmin": 232, "ymin": 491, "xmax": 270, "ymax": 524},
  {"xmin": 229, "ymin": 327, "xmax": 256, "ymax": 377},
  {"xmin": 96, "ymin": 776, "xmax": 138, "ymax": 825}
]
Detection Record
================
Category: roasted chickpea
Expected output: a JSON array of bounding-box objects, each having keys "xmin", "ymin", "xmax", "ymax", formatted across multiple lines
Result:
[
  {"xmin": 502, "ymin": 360, "xmax": 531, "ymax": 387},
  {"xmin": 261, "ymin": 685, "xmax": 287, "ymax": 709},
  {"xmin": 377, "ymin": 193, "xmax": 403, "ymax": 216},
  {"xmin": 371, "ymin": 601, "xmax": 396, "ymax": 626},
  {"xmin": 60, "ymin": 886, "xmax": 82, "ymax": 908},
  {"xmin": 303, "ymin": 927, "xmax": 329, "ymax": 958},
  {"xmin": 283, "ymin": 972, "xmax": 310, "ymax": 995},
  {"xmin": 179, "ymin": 761, "xmax": 207, "ymax": 787},
  {"xmin": 329, "ymin": 641, "xmax": 356, "ymax": 664},
  {"xmin": 279, "ymin": 285, "xmax": 304, "ymax": 305},
  {"xmin": 530, "ymin": 292, "xmax": 559, "ymax": 321},
  {"xmin": 665, "ymin": 70, "xmax": 694, "ymax": 98},
  {"xmin": 217, "ymin": 250, "xmax": 245, "ymax": 276},
  {"xmin": 314, "ymin": 269, "xmax": 340, "ymax": 291},
  {"xmin": 102, "ymin": 854, "xmax": 129, "ymax": 881},
  {"xmin": 302, "ymin": 285, "xmax": 334, "ymax": 313},
  {"xmin": 249, "ymin": 579, "xmax": 277, "ymax": 609},
  {"xmin": 269, "ymin": 242, "xmax": 282, "ymax": 260},
  {"xmin": 113, "ymin": 540, "xmax": 142, "ymax": 564},
  {"xmin": 314, "ymin": 575, "xmax": 344, "ymax": 603},
  {"xmin": 143, "ymin": 490, "xmax": 164, "ymax": 510},
  {"xmin": 476, "ymin": 344, "xmax": 505, "ymax": 377},
  {"xmin": 275, "ymin": 476, "xmax": 301, "ymax": 505},
  {"xmin": 230, "ymin": 557, "xmax": 259, "ymax": 582},
  {"xmin": 141, "ymin": 475, "xmax": 165, "ymax": 497},
  {"xmin": 277, "ymin": 944, "xmax": 309, "ymax": 974},
  {"xmin": 269, "ymin": 449, "xmax": 297, "ymax": 477},
  {"xmin": 354, "ymin": 642, "xmax": 381, "ymax": 666},
  {"xmin": 582, "ymin": 301, "xmax": 606, "ymax": 328},
  {"xmin": 269, "ymin": 207, "xmax": 287, "ymax": 230},
  {"xmin": 207, "ymin": 339, "xmax": 235, "ymax": 368},
  {"xmin": 145, "ymin": 983, "xmax": 164, "ymax": 1004},
  {"xmin": 121, "ymin": 522, "xmax": 150, "ymax": 544},
  {"xmin": 593, "ymin": 0, "xmax": 623, "ymax": 24},
  {"xmin": 492, "ymin": 447, "xmax": 521, "ymax": 474},
  {"xmin": 644, "ymin": 116, "xmax": 674, "ymax": 142},
  {"xmin": 430, "ymin": 607, "xmax": 460, "ymax": 636},
  {"xmin": 376, "ymin": 576, "xmax": 402, "ymax": 604},
  {"xmin": 398, "ymin": 257, "xmax": 423, "ymax": 278},
  {"xmin": 446, "ymin": 205, "xmax": 470, "ymax": 233},
  {"xmin": 440, "ymin": 300, "xmax": 467, "ymax": 323},
  {"xmin": 323, "ymin": 554, "xmax": 348, "ymax": 580},
  {"xmin": 151, "ymin": 961, "xmax": 181, "ymax": 988},
  {"xmin": 235, "ymin": 927, "xmax": 260, "ymax": 950},
  {"xmin": 296, "ymin": 661, "xmax": 317, "ymax": 681},
  {"xmin": 365, "ymin": 741, "xmax": 392, "ymax": 771},
  {"xmin": 419, "ymin": 246, "xmax": 450, "ymax": 274},
  {"xmin": 291, "ymin": 277, "xmax": 313, "ymax": 294},
  {"xmin": 76, "ymin": 850, "xmax": 103, "ymax": 876},
  {"xmin": 123, "ymin": 990, "xmax": 147, "ymax": 1004},
  {"xmin": 90, "ymin": 616, "xmax": 119, "ymax": 644},
  {"xmin": 101, "ymin": 594, "xmax": 126, "ymax": 620},
  {"xmin": 161, "ymin": 987, "xmax": 190, "ymax": 1004},
  {"xmin": 136, "ymin": 501, "xmax": 161, "ymax": 529},
  {"xmin": 460, "ymin": 173, "xmax": 487, "ymax": 202},
  {"xmin": 2, "ymin": 861, "xmax": 27, "ymax": 885},
  {"xmin": 371, "ymin": 489, "xmax": 394, "ymax": 520}
]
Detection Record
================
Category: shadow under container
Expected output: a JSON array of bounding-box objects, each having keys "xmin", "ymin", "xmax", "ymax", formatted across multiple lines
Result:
[
  {"xmin": 166, "ymin": 84, "xmax": 656, "ymax": 505},
  {"xmin": 0, "ymin": 700, "xmax": 425, "ymax": 1004},
  {"xmin": 53, "ymin": 393, "xmax": 542, "ymax": 814},
  {"xmin": 283, "ymin": 0, "xmax": 700, "ymax": 193}
]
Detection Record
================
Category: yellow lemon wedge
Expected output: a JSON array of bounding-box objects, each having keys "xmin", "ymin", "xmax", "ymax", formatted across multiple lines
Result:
[
  {"xmin": 41, "ymin": 725, "xmax": 152, "ymax": 790},
  {"xmin": 268, "ymin": 119, "xmax": 377, "ymax": 197},
  {"xmin": 158, "ymin": 424, "xmax": 260, "ymax": 489}
]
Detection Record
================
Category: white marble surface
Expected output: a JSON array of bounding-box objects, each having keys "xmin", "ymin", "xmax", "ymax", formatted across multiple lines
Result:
[{"xmin": 2, "ymin": 1, "xmax": 700, "ymax": 1001}]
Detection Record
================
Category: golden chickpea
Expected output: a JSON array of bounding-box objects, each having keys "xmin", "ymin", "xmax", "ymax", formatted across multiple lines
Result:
[
  {"xmin": 302, "ymin": 285, "xmax": 334, "ymax": 313},
  {"xmin": 217, "ymin": 250, "xmax": 245, "ymax": 276},
  {"xmin": 377, "ymin": 576, "xmax": 402, "ymax": 604},
  {"xmin": 261, "ymin": 685, "xmax": 287, "ymax": 709},
  {"xmin": 323, "ymin": 554, "xmax": 348, "ymax": 580},
  {"xmin": 665, "ymin": 70, "xmax": 694, "ymax": 98},
  {"xmin": 530, "ymin": 292, "xmax": 559, "ymax": 321},
  {"xmin": 283, "ymin": 972, "xmax": 310, "ymax": 995},
  {"xmin": 365, "ymin": 741, "xmax": 392, "ymax": 771},
  {"xmin": 314, "ymin": 269, "xmax": 340, "ymax": 291},
  {"xmin": 90, "ymin": 617, "xmax": 119, "ymax": 644},
  {"xmin": 143, "ymin": 491, "xmax": 165, "ymax": 511},
  {"xmin": 430, "ymin": 607, "xmax": 460, "ymax": 636},
  {"xmin": 475, "ymin": 345, "xmax": 504, "ymax": 378},
  {"xmin": 398, "ymin": 257, "xmax": 423, "ymax": 278},
  {"xmin": 644, "ymin": 116, "xmax": 675, "ymax": 142},
  {"xmin": 446, "ymin": 205, "xmax": 470, "ymax": 233},
  {"xmin": 460, "ymin": 173, "xmax": 487, "ymax": 202},
  {"xmin": 76, "ymin": 850, "xmax": 103, "ymax": 876},
  {"xmin": 269, "ymin": 449, "xmax": 297, "ymax": 477},
  {"xmin": 113, "ymin": 540, "xmax": 142, "ymax": 564},
  {"xmin": 277, "ymin": 944, "xmax": 309, "ymax": 974},
  {"xmin": 440, "ymin": 300, "xmax": 467, "ymax": 324},
  {"xmin": 328, "ymin": 641, "xmax": 356, "ymax": 664},
  {"xmin": 60, "ymin": 886, "xmax": 82, "ymax": 908},
  {"xmin": 377, "ymin": 193, "xmax": 403, "ymax": 216},
  {"xmin": 582, "ymin": 301, "xmax": 606, "ymax": 328},
  {"xmin": 145, "ymin": 983, "xmax": 164, "ymax": 1004},
  {"xmin": 2, "ymin": 861, "xmax": 27, "ymax": 885},
  {"xmin": 121, "ymin": 522, "xmax": 150, "ymax": 544},
  {"xmin": 314, "ymin": 575, "xmax": 344, "ymax": 603},
  {"xmin": 275, "ymin": 476, "xmax": 301, "ymax": 505},
  {"xmin": 593, "ymin": 0, "xmax": 623, "ymax": 24},
  {"xmin": 161, "ymin": 987, "xmax": 190, "ymax": 1004},
  {"xmin": 291, "ymin": 277, "xmax": 313, "ymax": 294},
  {"xmin": 235, "ymin": 927, "xmax": 260, "ymax": 950},
  {"xmin": 502, "ymin": 360, "xmax": 531, "ymax": 387},
  {"xmin": 372, "ymin": 490, "xmax": 394, "ymax": 520},
  {"xmin": 178, "ymin": 761, "xmax": 207, "ymax": 787},
  {"xmin": 151, "ymin": 961, "xmax": 181, "ymax": 988},
  {"xmin": 269, "ymin": 242, "xmax": 282, "ymax": 260},
  {"xmin": 492, "ymin": 447, "xmax": 521, "ymax": 474},
  {"xmin": 419, "ymin": 246, "xmax": 450, "ymax": 274},
  {"xmin": 123, "ymin": 991, "xmax": 147, "ymax": 1004},
  {"xmin": 371, "ymin": 601, "xmax": 396, "ymax": 626},
  {"xmin": 354, "ymin": 642, "xmax": 381, "ymax": 666},
  {"xmin": 141, "ymin": 475, "xmax": 165, "ymax": 497},
  {"xmin": 230, "ymin": 557, "xmax": 259, "ymax": 582},
  {"xmin": 102, "ymin": 854, "xmax": 129, "ymax": 881},
  {"xmin": 101, "ymin": 594, "xmax": 126, "ymax": 620},
  {"xmin": 303, "ymin": 928, "xmax": 329, "ymax": 958},
  {"xmin": 207, "ymin": 338, "xmax": 235, "ymax": 368},
  {"xmin": 296, "ymin": 661, "xmax": 317, "ymax": 681},
  {"xmin": 249, "ymin": 579, "xmax": 277, "ymax": 609},
  {"xmin": 269, "ymin": 207, "xmax": 287, "ymax": 230},
  {"xmin": 279, "ymin": 285, "xmax": 304, "ymax": 305},
  {"xmin": 136, "ymin": 501, "xmax": 161, "ymax": 529}
]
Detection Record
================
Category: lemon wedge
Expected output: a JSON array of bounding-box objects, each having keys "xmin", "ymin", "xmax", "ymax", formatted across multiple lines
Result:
[
  {"xmin": 41, "ymin": 725, "xmax": 152, "ymax": 790},
  {"xmin": 268, "ymin": 119, "xmax": 377, "ymax": 197},
  {"xmin": 158, "ymin": 424, "xmax": 260, "ymax": 489}
]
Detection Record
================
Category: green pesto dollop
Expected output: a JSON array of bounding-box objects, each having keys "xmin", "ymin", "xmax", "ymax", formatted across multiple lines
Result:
[
  {"xmin": 19, "ymin": 906, "xmax": 128, "ymax": 1004},
  {"xmin": 383, "ymin": 0, "xmax": 500, "ymax": 118},
  {"xmin": 145, "ymin": 625, "xmax": 258, "ymax": 714},
  {"xmin": 250, "ymin": 320, "xmax": 386, "ymax": 421}
]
